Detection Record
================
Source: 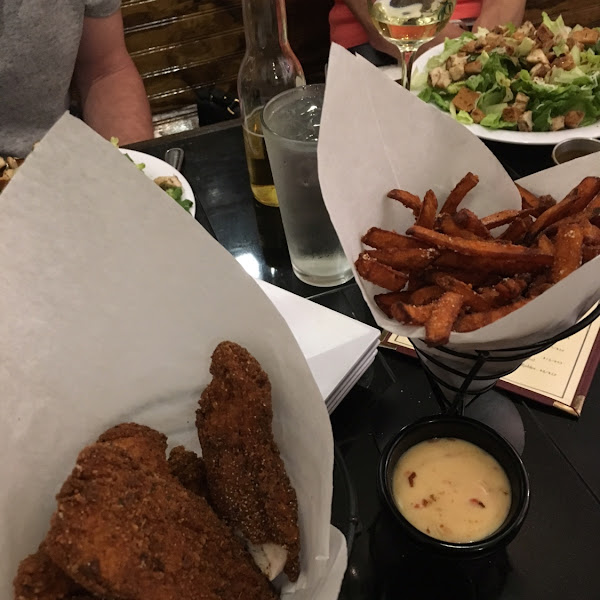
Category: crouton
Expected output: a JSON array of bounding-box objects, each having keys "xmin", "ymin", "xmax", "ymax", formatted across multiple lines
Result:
[
  {"xmin": 565, "ymin": 110, "xmax": 585, "ymax": 129},
  {"xmin": 461, "ymin": 39, "xmax": 485, "ymax": 54},
  {"xmin": 570, "ymin": 28, "xmax": 600, "ymax": 47},
  {"xmin": 464, "ymin": 60, "xmax": 483, "ymax": 76},
  {"xmin": 502, "ymin": 105, "xmax": 525, "ymax": 123},
  {"xmin": 530, "ymin": 63, "xmax": 551, "ymax": 78},
  {"xmin": 552, "ymin": 53, "xmax": 576, "ymax": 71},
  {"xmin": 452, "ymin": 87, "xmax": 481, "ymax": 113},
  {"xmin": 567, "ymin": 38, "xmax": 584, "ymax": 51},
  {"xmin": 484, "ymin": 32, "xmax": 503, "ymax": 49},
  {"xmin": 535, "ymin": 24, "xmax": 555, "ymax": 46},
  {"xmin": 471, "ymin": 108, "xmax": 485, "ymax": 124},
  {"xmin": 492, "ymin": 25, "xmax": 510, "ymax": 35}
]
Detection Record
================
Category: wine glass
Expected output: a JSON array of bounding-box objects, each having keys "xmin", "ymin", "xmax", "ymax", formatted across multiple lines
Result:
[{"xmin": 368, "ymin": 0, "xmax": 457, "ymax": 89}]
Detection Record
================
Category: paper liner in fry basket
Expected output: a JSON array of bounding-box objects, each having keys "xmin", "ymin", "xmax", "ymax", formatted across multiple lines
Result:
[
  {"xmin": 319, "ymin": 45, "xmax": 600, "ymax": 360},
  {"xmin": 0, "ymin": 114, "xmax": 346, "ymax": 599},
  {"xmin": 411, "ymin": 339, "xmax": 529, "ymax": 408}
]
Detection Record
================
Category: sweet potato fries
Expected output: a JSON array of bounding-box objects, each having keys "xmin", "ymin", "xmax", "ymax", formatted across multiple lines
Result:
[{"xmin": 356, "ymin": 173, "xmax": 600, "ymax": 346}]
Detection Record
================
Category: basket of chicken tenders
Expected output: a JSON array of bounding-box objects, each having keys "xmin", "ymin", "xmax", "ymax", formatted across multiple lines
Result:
[
  {"xmin": 0, "ymin": 115, "xmax": 346, "ymax": 600},
  {"xmin": 318, "ymin": 45, "xmax": 600, "ymax": 411}
]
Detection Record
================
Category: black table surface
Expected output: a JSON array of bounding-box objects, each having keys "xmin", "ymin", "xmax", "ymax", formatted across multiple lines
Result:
[{"xmin": 129, "ymin": 122, "xmax": 600, "ymax": 600}]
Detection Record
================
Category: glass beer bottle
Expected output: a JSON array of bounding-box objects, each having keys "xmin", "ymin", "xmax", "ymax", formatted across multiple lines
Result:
[{"xmin": 238, "ymin": 0, "xmax": 305, "ymax": 207}]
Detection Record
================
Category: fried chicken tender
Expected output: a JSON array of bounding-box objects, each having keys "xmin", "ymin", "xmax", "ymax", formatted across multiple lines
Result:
[
  {"xmin": 196, "ymin": 341, "xmax": 300, "ymax": 581},
  {"xmin": 168, "ymin": 446, "xmax": 208, "ymax": 497},
  {"xmin": 96, "ymin": 422, "xmax": 169, "ymax": 476},
  {"xmin": 13, "ymin": 548, "xmax": 88, "ymax": 600},
  {"xmin": 44, "ymin": 442, "xmax": 278, "ymax": 600}
]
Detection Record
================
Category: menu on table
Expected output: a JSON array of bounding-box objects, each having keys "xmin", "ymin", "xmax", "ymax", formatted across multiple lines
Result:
[{"xmin": 381, "ymin": 314, "xmax": 600, "ymax": 416}]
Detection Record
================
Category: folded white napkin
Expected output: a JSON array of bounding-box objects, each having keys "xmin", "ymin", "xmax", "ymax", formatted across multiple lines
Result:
[{"xmin": 257, "ymin": 280, "xmax": 381, "ymax": 412}]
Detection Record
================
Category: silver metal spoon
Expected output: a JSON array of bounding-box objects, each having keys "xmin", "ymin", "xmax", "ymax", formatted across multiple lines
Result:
[{"xmin": 164, "ymin": 147, "xmax": 184, "ymax": 171}]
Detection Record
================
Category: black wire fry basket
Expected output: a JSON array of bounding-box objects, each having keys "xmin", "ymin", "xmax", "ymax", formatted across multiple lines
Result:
[{"xmin": 409, "ymin": 303, "xmax": 600, "ymax": 416}]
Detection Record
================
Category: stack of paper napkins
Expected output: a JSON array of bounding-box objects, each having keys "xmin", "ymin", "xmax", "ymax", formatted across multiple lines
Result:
[{"xmin": 258, "ymin": 281, "xmax": 380, "ymax": 413}]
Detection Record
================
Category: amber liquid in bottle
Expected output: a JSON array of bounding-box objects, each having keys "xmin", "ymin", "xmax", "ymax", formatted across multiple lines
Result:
[{"xmin": 238, "ymin": 0, "xmax": 305, "ymax": 207}]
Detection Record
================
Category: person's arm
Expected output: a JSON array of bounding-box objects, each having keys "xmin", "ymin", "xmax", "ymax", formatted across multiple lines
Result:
[
  {"xmin": 341, "ymin": 0, "xmax": 401, "ymax": 59},
  {"xmin": 473, "ymin": 0, "xmax": 526, "ymax": 31},
  {"xmin": 74, "ymin": 10, "xmax": 154, "ymax": 145}
]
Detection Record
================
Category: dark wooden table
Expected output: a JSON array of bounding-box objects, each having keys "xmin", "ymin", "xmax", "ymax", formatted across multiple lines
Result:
[{"xmin": 130, "ymin": 121, "xmax": 600, "ymax": 600}]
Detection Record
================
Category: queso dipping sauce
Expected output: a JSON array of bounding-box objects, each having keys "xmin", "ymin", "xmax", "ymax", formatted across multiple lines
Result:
[{"xmin": 392, "ymin": 437, "xmax": 511, "ymax": 543}]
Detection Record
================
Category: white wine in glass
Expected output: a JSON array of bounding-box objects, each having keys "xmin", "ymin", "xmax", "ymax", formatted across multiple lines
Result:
[{"xmin": 369, "ymin": 0, "xmax": 457, "ymax": 88}]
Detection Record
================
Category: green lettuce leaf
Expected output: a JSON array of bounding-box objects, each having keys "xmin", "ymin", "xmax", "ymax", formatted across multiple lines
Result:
[
  {"xmin": 477, "ymin": 84, "xmax": 508, "ymax": 111},
  {"xmin": 581, "ymin": 47, "xmax": 600, "ymax": 67},
  {"xmin": 465, "ymin": 74, "xmax": 484, "ymax": 91},
  {"xmin": 447, "ymin": 99, "xmax": 474, "ymax": 124},
  {"xmin": 425, "ymin": 33, "xmax": 476, "ymax": 70},
  {"xmin": 411, "ymin": 69, "xmax": 428, "ymax": 91},
  {"xmin": 548, "ymin": 67, "xmax": 592, "ymax": 86},
  {"xmin": 479, "ymin": 113, "xmax": 517, "ymax": 130},
  {"xmin": 456, "ymin": 110, "xmax": 474, "ymax": 124},
  {"xmin": 532, "ymin": 105, "xmax": 553, "ymax": 131},
  {"xmin": 514, "ymin": 37, "xmax": 535, "ymax": 58},
  {"xmin": 418, "ymin": 87, "xmax": 451, "ymax": 111},
  {"xmin": 541, "ymin": 12, "xmax": 571, "ymax": 41},
  {"xmin": 124, "ymin": 153, "xmax": 145, "ymax": 170},
  {"xmin": 484, "ymin": 102, "xmax": 509, "ymax": 115},
  {"xmin": 164, "ymin": 186, "xmax": 193, "ymax": 212},
  {"xmin": 446, "ymin": 81, "xmax": 468, "ymax": 95},
  {"xmin": 553, "ymin": 41, "xmax": 569, "ymax": 57}
]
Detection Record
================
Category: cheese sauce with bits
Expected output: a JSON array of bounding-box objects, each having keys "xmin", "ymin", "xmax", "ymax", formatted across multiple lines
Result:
[{"xmin": 392, "ymin": 438, "xmax": 511, "ymax": 543}]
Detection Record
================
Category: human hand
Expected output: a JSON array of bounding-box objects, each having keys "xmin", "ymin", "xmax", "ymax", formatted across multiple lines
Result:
[{"xmin": 415, "ymin": 22, "xmax": 467, "ymax": 59}]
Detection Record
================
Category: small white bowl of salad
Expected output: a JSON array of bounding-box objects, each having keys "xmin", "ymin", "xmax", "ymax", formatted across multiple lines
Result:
[{"xmin": 118, "ymin": 146, "xmax": 196, "ymax": 217}]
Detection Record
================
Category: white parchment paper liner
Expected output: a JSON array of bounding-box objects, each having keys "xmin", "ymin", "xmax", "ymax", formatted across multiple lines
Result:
[
  {"xmin": 0, "ymin": 114, "xmax": 346, "ymax": 598},
  {"xmin": 319, "ymin": 44, "xmax": 600, "ymax": 360}
]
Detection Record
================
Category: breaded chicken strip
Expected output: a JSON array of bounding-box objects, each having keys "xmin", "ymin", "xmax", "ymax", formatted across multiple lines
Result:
[
  {"xmin": 96, "ymin": 423, "xmax": 169, "ymax": 476},
  {"xmin": 168, "ymin": 446, "xmax": 208, "ymax": 497},
  {"xmin": 44, "ymin": 442, "xmax": 277, "ymax": 600},
  {"xmin": 14, "ymin": 425, "xmax": 194, "ymax": 600},
  {"xmin": 196, "ymin": 341, "xmax": 300, "ymax": 581},
  {"xmin": 13, "ymin": 548, "xmax": 88, "ymax": 600}
]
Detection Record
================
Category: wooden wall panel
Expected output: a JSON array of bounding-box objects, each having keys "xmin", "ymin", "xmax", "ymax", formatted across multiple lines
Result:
[
  {"xmin": 132, "ymin": 34, "xmax": 245, "ymax": 77},
  {"xmin": 524, "ymin": 0, "xmax": 600, "ymax": 28},
  {"xmin": 124, "ymin": 7, "xmax": 244, "ymax": 53},
  {"xmin": 144, "ymin": 56, "xmax": 243, "ymax": 113},
  {"xmin": 122, "ymin": 0, "xmax": 332, "ymax": 118}
]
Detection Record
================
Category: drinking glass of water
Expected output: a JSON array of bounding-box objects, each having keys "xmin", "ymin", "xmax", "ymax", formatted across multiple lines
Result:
[
  {"xmin": 368, "ymin": 0, "xmax": 457, "ymax": 88},
  {"xmin": 261, "ymin": 84, "xmax": 353, "ymax": 288}
]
